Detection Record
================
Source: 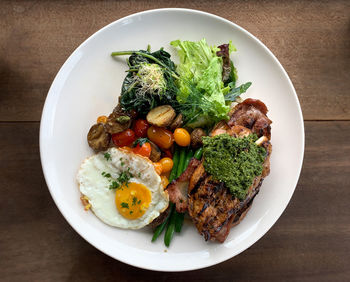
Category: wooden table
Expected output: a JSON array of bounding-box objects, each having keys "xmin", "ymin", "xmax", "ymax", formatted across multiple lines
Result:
[{"xmin": 1, "ymin": 1, "xmax": 349, "ymax": 281}]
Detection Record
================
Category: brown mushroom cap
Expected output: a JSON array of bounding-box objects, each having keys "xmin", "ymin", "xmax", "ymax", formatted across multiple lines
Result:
[
  {"xmin": 149, "ymin": 141, "xmax": 162, "ymax": 162},
  {"xmin": 87, "ymin": 123, "xmax": 111, "ymax": 151},
  {"xmin": 105, "ymin": 106, "xmax": 132, "ymax": 135},
  {"xmin": 169, "ymin": 114, "xmax": 183, "ymax": 131},
  {"xmin": 190, "ymin": 128, "xmax": 206, "ymax": 149}
]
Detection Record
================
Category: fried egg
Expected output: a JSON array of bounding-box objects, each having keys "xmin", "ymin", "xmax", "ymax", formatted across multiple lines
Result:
[{"xmin": 77, "ymin": 147, "xmax": 169, "ymax": 229}]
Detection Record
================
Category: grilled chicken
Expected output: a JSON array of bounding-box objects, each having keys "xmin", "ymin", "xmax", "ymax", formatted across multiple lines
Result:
[
  {"xmin": 165, "ymin": 99, "xmax": 272, "ymax": 242},
  {"xmin": 187, "ymin": 98, "xmax": 272, "ymax": 242},
  {"xmin": 227, "ymin": 98, "xmax": 271, "ymax": 139},
  {"xmin": 188, "ymin": 140, "xmax": 271, "ymax": 242}
]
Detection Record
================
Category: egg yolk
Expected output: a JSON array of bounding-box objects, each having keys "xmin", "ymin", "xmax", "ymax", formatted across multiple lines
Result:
[{"xmin": 115, "ymin": 182, "xmax": 152, "ymax": 220}]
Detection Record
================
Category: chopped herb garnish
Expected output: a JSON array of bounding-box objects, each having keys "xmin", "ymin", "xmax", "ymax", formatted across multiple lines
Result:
[
  {"xmin": 121, "ymin": 202, "xmax": 129, "ymax": 209},
  {"xmin": 104, "ymin": 152, "xmax": 111, "ymax": 161},
  {"xmin": 108, "ymin": 168, "xmax": 133, "ymax": 190},
  {"xmin": 132, "ymin": 196, "xmax": 137, "ymax": 206},
  {"xmin": 129, "ymin": 211, "xmax": 133, "ymax": 215},
  {"xmin": 118, "ymin": 170, "xmax": 133, "ymax": 185},
  {"xmin": 137, "ymin": 200, "xmax": 141, "ymax": 204},
  {"xmin": 138, "ymin": 172, "xmax": 141, "ymax": 178},
  {"xmin": 109, "ymin": 181, "xmax": 119, "ymax": 190}
]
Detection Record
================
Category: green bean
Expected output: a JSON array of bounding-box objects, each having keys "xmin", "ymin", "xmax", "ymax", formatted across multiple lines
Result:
[
  {"xmin": 151, "ymin": 203, "xmax": 174, "ymax": 242},
  {"xmin": 151, "ymin": 223, "xmax": 165, "ymax": 242},
  {"xmin": 152, "ymin": 146, "xmax": 180, "ymax": 242},
  {"xmin": 168, "ymin": 147, "xmax": 180, "ymax": 182},
  {"xmin": 194, "ymin": 147, "xmax": 203, "ymax": 160},
  {"xmin": 164, "ymin": 208, "xmax": 176, "ymax": 247},
  {"xmin": 176, "ymin": 147, "xmax": 187, "ymax": 178},
  {"xmin": 183, "ymin": 149, "xmax": 194, "ymax": 170},
  {"xmin": 160, "ymin": 147, "xmax": 192, "ymax": 246},
  {"xmin": 174, "ymin": 212, "xmax": 185, "ymax": 233},
  {"xmin": 171, "ymin": 149, "xmax": 192, "ymax": 235}
]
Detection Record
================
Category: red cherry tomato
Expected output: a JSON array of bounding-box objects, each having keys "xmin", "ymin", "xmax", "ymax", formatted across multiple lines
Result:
[
  {"xmin": 112, "ymin": 129, "xmax": 136, "ymax": 147},
  {"xmin": 133, "ymin": 119, "xmax": 150, "ymax": 138},
  {"xmin": 133, "ymin": 142, "xmax": 152, "ymax": 158}
]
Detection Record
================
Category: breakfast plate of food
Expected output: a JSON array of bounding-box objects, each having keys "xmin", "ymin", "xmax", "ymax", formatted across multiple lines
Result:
[{"xmin": 40, "ymin": 8, "xmax": 304, "ymax": 271}]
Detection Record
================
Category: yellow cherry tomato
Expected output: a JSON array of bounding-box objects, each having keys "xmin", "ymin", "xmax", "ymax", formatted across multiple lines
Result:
[
  {"xmin": 153, "ymin": 162, "xmax": 163, "ymax": 175},
  {"xmin": 97, "ymin": 115, "xmax": 107, "ymax": 124},
  {"xmin": 159, "ymin": 157, "xmax": 174, "ymax": 173},
  {"xmin": 174, "ymin": 128, "xmax": 191, "ymax": 147}
]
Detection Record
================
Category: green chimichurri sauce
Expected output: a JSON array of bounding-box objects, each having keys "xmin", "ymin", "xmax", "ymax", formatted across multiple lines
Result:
[{"xmin": 202, "ymin": 133, "xmax": 266, "ymax": 200}]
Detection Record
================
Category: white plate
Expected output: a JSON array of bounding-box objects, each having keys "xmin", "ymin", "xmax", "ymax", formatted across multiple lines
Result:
[{"xmin": 40, "ymin": 8, "xmax": 304, "ymax": 271}]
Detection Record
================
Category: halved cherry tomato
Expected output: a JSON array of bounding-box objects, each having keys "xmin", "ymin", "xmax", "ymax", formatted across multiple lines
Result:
[
  {"xmin": 111, "ymin": 129, "xmax": 136, "ymax": 147},
  {"xmin": 97, "ymin": 115, "xmax": 107, "ymax": 124},
  {"xmin": 153, "ymin": 162, "xmax": 163, "ymax": 175},
  {"xmin": 174, "ymin": 128, "xmax": 191, "ymax": 147},
  {"xmin": 133, "ymin": 142, "xmax": 151, "ymax": 158},
  {"xmin": 133, "ymin": 119, "xmax": 149, "ymax": 138},
  {"xmin": 147, "ymin": 126, "xmax": 174, "ymax": 149},
  {"xmin": 159, "ymin": 157, "xmax": 174, "ymax": 173}
]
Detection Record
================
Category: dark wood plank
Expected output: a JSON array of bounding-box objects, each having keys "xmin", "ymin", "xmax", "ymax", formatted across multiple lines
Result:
[
  {"xmin": 0, "ymin": 121, "xmax": 349, "ymax": 281},
  {"xmin": 0, "ymin": 0, "xmax": 349, "ymax": 121}
]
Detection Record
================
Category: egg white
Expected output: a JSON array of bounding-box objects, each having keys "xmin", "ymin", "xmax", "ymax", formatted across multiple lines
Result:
[{"xmin": 77, "ymin": 147, "xmax": 169, "ymax": 229}]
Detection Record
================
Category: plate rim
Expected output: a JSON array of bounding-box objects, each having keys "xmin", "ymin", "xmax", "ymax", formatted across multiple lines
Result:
[{"xmin": 40, "ymin": 7, "xmax": 305, "ymax": 272}]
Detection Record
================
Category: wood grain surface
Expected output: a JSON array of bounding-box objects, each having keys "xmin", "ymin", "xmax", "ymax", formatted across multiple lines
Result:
[{"xmin": 0, "ymin": 0, "xmax": 349, "ymax": 281}]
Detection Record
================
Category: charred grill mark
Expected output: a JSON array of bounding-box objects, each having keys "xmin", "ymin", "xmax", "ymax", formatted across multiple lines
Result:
[
  {"xmin": 215, "ymin": 213, "xmax": 234, "ymax": 233},
  {"xmin": 237, "ymin": 179, "xmax": 263, "ymax": 211},
  {"xmin": 230, "ymin": 179, "xmax": 262, "ymax": 226},
  {"xmin": 203, "ymin": 230, "xmax": 210, "ymax": 241},
  {"xmin": 189, "ymin": 173, "xmax": 207, "ymax": 195},
  {"xmin": 232, "ymin": 214, "xmax": 239, "ymax": 224},
  {"xmin": 213, "ymin": 181, "xmax": 225, "ymax": 194},
  {"xmin": 198, "ymin": 202, "xmax": 209, "ymax": 216}
]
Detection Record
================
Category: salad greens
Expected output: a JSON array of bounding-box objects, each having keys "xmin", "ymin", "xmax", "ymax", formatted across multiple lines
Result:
[
  {"xmin": 170, "ymin": 39, "xmax": 229, "ymax": 128},
  {"xmin": 171, "ymin": 39, "xmax": 251, "ymax": 128},
  {"xmin": 225, "ymin": 82, "xmax": 252, "ymax": 102},
  {"xmin": 111, "ymin": 38, "xmax": 251, "ymax": 127}
]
